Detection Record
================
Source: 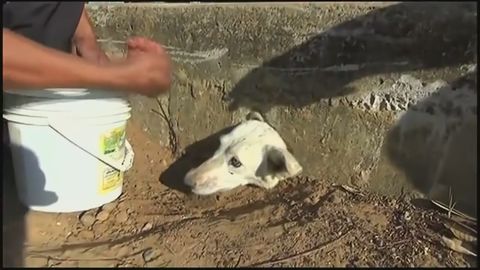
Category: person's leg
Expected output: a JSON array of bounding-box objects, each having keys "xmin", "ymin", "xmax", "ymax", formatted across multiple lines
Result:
[{"xmin": 3, "ymin": 2, "xmax": 84, "ymax": 52}]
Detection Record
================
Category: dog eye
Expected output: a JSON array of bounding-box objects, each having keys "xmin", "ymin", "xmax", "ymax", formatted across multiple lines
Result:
[{"xmin": 228, "ymin": 157, "xmax": 242, "ymax": 168}]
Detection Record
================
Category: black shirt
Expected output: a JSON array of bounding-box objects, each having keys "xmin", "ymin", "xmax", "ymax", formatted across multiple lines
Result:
[{"xmin": 3, "ymin": 2, "xmax": 85, "ymax": 53}]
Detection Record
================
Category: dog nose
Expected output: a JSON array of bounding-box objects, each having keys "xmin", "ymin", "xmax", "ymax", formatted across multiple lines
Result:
[{"xmin": 185, "ymin": 175, "xmax": 203, "ymax": 188}]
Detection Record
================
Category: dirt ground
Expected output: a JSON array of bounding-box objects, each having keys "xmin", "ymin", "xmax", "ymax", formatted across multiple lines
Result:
[{"xmin": 2, "ymin": 121, "xmax": 477, "ymax": 267}]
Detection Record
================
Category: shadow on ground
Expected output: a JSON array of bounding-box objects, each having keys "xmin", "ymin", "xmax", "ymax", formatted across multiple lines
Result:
[
  {"xmin": 160, "ymin": 125, "xmax": 237, "ymax": 194},
  {"xmin": 2, "ymin": 121, "xmax": 59, "ymax": 267}
]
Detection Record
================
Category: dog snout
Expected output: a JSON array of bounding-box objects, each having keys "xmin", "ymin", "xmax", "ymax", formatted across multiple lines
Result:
[{"xmin": 185, "ymin": 175, "xmax": 209, "ymax": 188}]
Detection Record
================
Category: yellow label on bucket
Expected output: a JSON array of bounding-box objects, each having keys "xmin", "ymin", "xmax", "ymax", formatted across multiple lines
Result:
[
  {"xmin": 99, "ymin": 167, "xmax": 124, "ymax": 195},
  {"xmin": 98, "ymin": 125, "xmax": 126, "ymax": 195},
  {"xmin": 100, "ymin": 126, "xmax": 126, "ymax": 156}
]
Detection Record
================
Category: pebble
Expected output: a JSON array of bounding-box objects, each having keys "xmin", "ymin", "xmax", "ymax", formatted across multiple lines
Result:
[
  {"xmin": 142, "ymin": 222, "xmax": 153, "ymax": 232},
  {"xmin": 142, "ymin": 248, "xmax": 155, "ymax": 263},
  {"xmin": 116, "ymin": 211, "xmax": 129, "ymax": 223},
  {"xmin": 80, "ymin": 213, "xmax": 96, "ymax": 227},
  {"xmin": 102, "ymin": 202, "xmax": 117, "ymax": 212},
  {"xmin": 96, "ymin": 210, "xmax": 110, "ymax": 222}
]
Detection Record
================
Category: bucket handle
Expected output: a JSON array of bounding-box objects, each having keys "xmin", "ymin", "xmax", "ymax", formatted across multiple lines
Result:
[{"xmin": 47, "ymin": 117, "xmax": 135, "ymax": 172}]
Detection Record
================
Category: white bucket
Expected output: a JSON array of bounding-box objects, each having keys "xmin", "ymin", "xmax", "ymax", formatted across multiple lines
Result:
[{"xmin": 2, "ymin": 88, "xmax": 135, "ymax": 213}]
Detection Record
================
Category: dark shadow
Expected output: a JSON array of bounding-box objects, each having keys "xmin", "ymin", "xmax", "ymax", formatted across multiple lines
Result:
[
  {"xmin": 2, "ymin": 120, "xmax": 58, "ymax": 267},
  {"xmin": 227, "ymin": 2, "xmax": 476, "ymax": 113},
  {"xmin": 159, "ymin": 124, "xmax": 238, "ymax": 194}
]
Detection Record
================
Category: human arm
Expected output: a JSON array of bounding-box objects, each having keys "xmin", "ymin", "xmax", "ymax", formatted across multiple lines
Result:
[
  {"xmin": 2, "ymin": 29, "xmax": 172, "ymax": 96},
  {"xmin": 71, "ymin": 4, "xmax": 110, "ymax": 64},
  {"xmin": 3, "ymin": 28, "xmax": 120, "ymax": 91}
]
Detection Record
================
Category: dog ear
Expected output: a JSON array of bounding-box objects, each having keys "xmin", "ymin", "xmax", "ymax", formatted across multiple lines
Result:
[
  {"xmin": 246, "ymin": 111, "xmax": 265, "ymax": 122},
  {"xmin": 262, "ymin": 146, "xmax": 302, "ymax": 179}
]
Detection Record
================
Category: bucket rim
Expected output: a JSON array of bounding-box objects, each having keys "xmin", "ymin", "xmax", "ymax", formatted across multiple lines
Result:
[
  {"xmin": 3, "ymin": 110, "xmax": 132, "ymax": 126},
  {"xmin": 4, "ymin": 88, "xmax": 128, "ymax": 99},
  {"xmin": 3, "ymin": 106, "xmax": 132, "ymax": 119}
]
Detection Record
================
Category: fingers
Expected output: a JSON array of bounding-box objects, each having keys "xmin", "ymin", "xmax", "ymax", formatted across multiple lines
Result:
[{"xmin": 127, "ymin": 36, "xmax": 165, "ymax": 54}]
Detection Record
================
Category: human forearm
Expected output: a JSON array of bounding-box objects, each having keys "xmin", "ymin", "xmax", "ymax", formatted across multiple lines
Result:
[
  {"xmin": 72, "ymin": 4, "xmax": 97, "ymax": 44},
  {"xmin": 2, "ymin": 29, "xmax": 121, "ymax": 91},
  {"xmin": 72, "ymin": 5, "xmax": 109, "ymax": 64}
]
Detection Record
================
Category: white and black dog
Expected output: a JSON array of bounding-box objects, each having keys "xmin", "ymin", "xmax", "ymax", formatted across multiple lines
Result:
[{"xmin": 184, "ymin": 112, "xmax": 303, "ymax": 195}]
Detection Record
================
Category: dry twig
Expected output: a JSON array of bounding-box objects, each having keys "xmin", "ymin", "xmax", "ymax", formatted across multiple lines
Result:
[{"xmin": 250, "ymin": 229, "xmax": 352, "ymax": 267}]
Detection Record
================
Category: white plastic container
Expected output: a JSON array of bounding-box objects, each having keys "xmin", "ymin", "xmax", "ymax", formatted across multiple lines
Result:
[{"xmin": 3, "ymin": 88, "xmax": 135, "ymax": 213}]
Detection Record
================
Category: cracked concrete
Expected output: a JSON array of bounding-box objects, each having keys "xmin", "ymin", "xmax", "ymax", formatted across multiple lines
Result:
[{"xmin": 88, "ymin": 2, "xmax": 477, "ymax": 217}]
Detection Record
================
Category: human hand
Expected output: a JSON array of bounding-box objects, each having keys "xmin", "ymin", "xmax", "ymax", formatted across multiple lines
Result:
[{"xmin": 113, "ymin": 37, "xmax": 172, "ymax": 97}]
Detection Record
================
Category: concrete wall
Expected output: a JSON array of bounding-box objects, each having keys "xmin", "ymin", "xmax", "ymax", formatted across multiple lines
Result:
[{"xmin": 87, "ymin": 2, "xmax": 477, "ymax": 217}]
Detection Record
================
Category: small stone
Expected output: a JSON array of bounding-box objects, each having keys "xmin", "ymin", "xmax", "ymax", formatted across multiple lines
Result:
[
  {"xmin": 80, "ymin": 213, "xmax": 96, "ymax": 227},
  {"xmin": 102, "ymin": 202, "xmax": 117, "ymax": 212},
  {"xmin": 142, "ymin": 248, "xmax": 155, "ymax": 263},
  {"xmin": 116, "ymin": 211, "xmax": 129, "ymax": 223},
  {"xmin": 96, "ymin": 210, "xmax": 110, "ymax": 222},
  {"xmin": 403, "ymin": 211, "xmax": 411, "ymax": 221},
  {"xmin": 142, "ymin": 222, "xmax": 153, "ymax": 232}
]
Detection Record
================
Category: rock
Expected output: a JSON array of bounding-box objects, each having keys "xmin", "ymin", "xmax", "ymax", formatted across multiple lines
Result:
[
  {"xmin": 96, "ymin": 210, "xmax": 110, "ymax": 222},
  {"xmin": 79, "ymin": 212, "xmax": 96, "ymax": 227},
  {"xmin": 142, "ymin": 248, "xmax": 155, "ymax": 263},
  {"xmin": 102, "ymin": 202, "xmax": 117, "ymax": 212},
  {"xmin": 142, "ymin": 222, "xmax": 153, "ymax": 232},
  {"xmin": 116, "ymin": 211, "xmax": 129, "ymax": 223}
]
